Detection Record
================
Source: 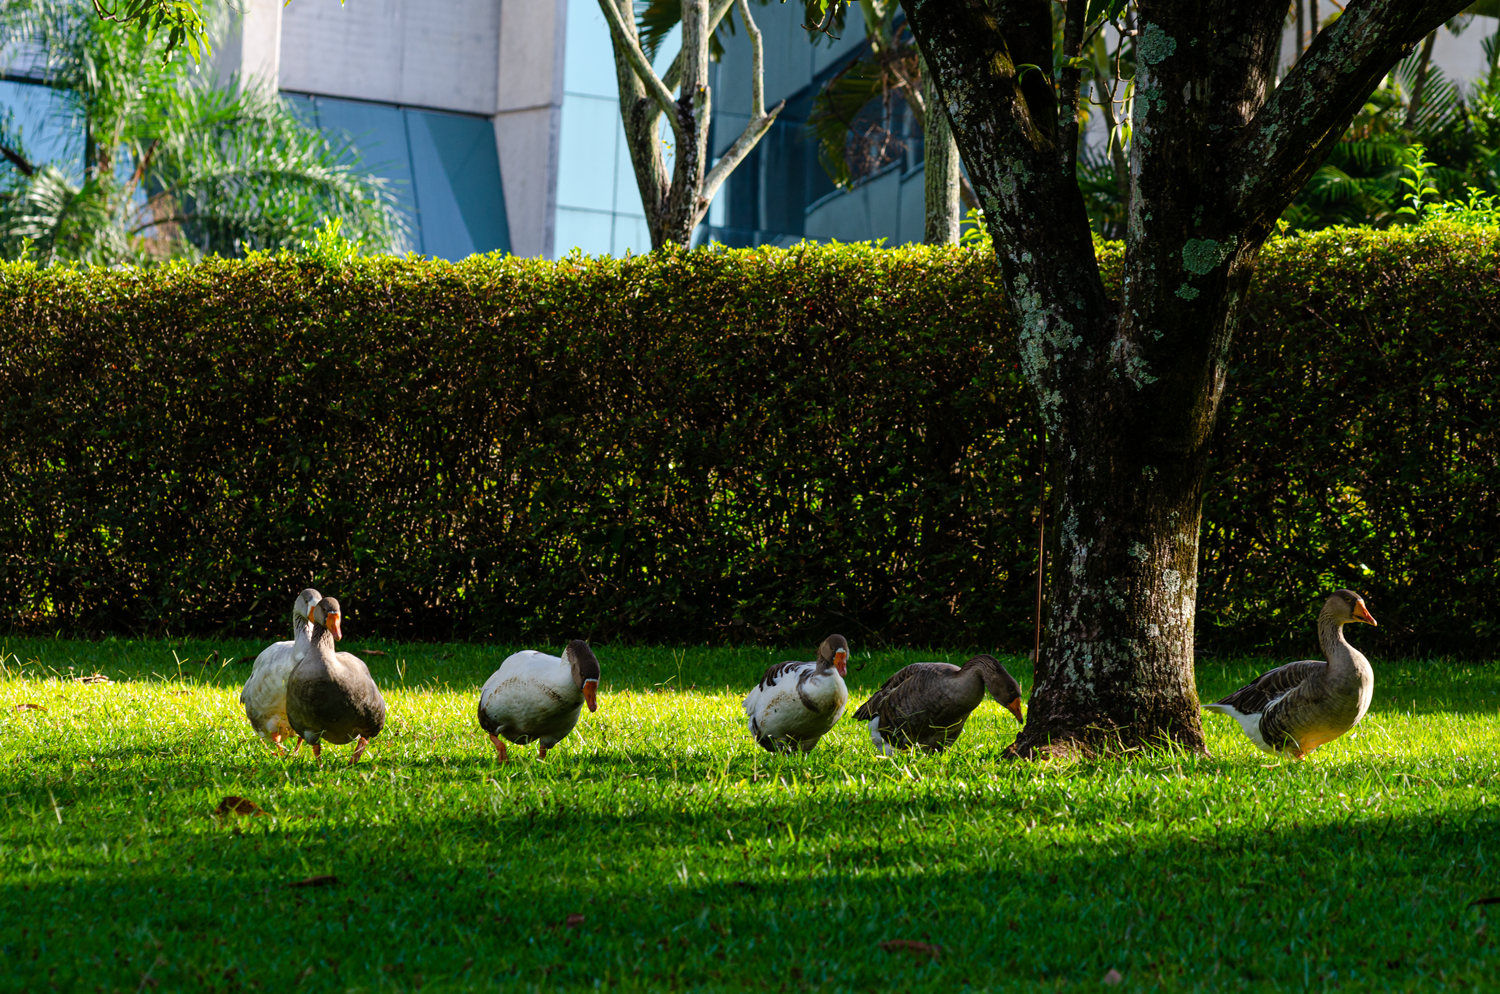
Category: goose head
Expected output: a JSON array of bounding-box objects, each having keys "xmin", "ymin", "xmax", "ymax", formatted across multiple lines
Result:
[
  {"xmin": 1324, "ymin": 589, "xmax": 1377, "ymax": 627},
  {"xmin": 294, "ymin": 588, "xmax": 322, "ymax": 626},
  {"xmin": 971, "ymin": 654, "xmax": 1024, "ymax": 724},
  {"xmin": 311, "ymin": 596, "xmax": 344, "ymax": 641},
  {"xmin": 816, "ymin": 635, "xmax": 850, "ymax": 677},
  {"xmin": 566, "ymin": 640, "xmax": 600, "ymax": 712}
]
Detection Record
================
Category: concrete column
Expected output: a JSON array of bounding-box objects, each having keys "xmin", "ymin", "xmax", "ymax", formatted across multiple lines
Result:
[
  {"xmin": 495, "ymin": 0, "xmax": 568, "ymax": 258},
  {"xmin": 216, "ymin": 0, "xmax": 283, "ymax": 91}
]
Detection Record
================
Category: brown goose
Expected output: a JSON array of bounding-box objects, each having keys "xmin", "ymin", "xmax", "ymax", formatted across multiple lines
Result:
[
  {"xmin": 285, "ymin": 596, "xmax": 386, "ymax": 765},
  {"xmin": 1204, "ymin": 589, "xmax": 1377, "ymax": 759},
  {"xmin": 743, "ymin": 635, "xmax": 849, "ymax": 753},
  {"xmin": 854, "ymin": 654, "xmax": 1023, "ymax": 755}
]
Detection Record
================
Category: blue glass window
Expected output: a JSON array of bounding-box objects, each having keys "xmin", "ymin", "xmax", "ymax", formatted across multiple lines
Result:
[{"xmin": 285, "ymin": 93, "xmax": 510, "ymax": 260}]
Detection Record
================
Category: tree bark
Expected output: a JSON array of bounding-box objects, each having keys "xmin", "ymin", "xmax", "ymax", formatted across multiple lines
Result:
[
  {"xmin": 919, "ymin": 51, "xmax": 960, "ymax": 244},
  {"xmin": 900, "ymin": 0, "xmax": 1472, "ymax": 758}
]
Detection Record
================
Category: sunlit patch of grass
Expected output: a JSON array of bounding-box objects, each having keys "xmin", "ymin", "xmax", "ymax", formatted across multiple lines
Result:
[{"xmin": 1, "ymin": 637, "xmax": 1498, "ymax": 992}]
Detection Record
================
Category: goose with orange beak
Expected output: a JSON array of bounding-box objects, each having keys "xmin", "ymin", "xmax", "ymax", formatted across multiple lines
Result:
[
  {"xmin": 477, "ymin": 640, "xmax": 601, "ymax": 762},
  {"xmin": 240, "ymin": 587, "xmax": 321, "ymax": 751},
  {"xmin": 743, "ymin": 635, "xmax": 850, "ymax": 753},
  {"xmin": 1204, "ymin": 589, "xmax": 1377, "ymax": 759},
  {"xmin": 285, "ymin": 596, "xmax": 386, "ymax": 765}
]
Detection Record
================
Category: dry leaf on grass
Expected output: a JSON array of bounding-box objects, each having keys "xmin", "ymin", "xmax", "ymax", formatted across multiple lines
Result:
[
  {"xmin": 879, "ymin": 939, "xmax": 941, "ymax": 960},
  {"xmin": 287, "ymin": 875, "xmax": 340, "ymax": 889},
  {"xmin": 214, "ymin": 796, "xmax": 263, "ymax": 818},
  {"xmin": 566, "ymin": 914, "xmax": 585, "ymax": 928},
  {"xmin": 1103, "ymin": 968, "xmax": 1124, "ymax": 985},
  {"xmin": 75, "ymin": 673, "xmax": 110, "ymax": 685},
  {"xmin": 364, "ymin": 650, "xmax": 388, "ymax": 657},
  {"xmin": 14, "ymin": 703, "xmax": 45, "ymax": 711}
]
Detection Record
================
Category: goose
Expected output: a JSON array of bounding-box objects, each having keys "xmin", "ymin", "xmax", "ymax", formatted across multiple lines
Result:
[
  {"xmin": 478, "ymin": 641, "xmax": 600, "ymax": 762},
  {"xmin": 239, "ymin": 587, "xmax": 321, "ymax": 751},
  {"xmin": 743, "ymin": 635, "xmax": 849, "ymax": 753},
  {"xmin": 1204, "ymin": 588, "xmax": 1377, "ymax": 759},
  {"xmin": 854, "ymin": 654, "xmax": 1023, "ymax": 756},
  {"xmin": 285, "ymin": 596, "xmax": 386, "ymax": 764}
]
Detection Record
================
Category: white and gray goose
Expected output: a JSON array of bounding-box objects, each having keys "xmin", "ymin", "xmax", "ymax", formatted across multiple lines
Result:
[
  {"xmin": 477, "ymin": 640, "xmax": 600, "ymax": 762},
  {"xmin": 742, "ymin": 635, "xmax": 850, "ymax": 753},
  {"xmin": 239, "ymin": 587, "xmax": 321, "ymax": 752},
  {"xmin": 285, "ymin": 596, "xmax": 387, "ymax": 765}
]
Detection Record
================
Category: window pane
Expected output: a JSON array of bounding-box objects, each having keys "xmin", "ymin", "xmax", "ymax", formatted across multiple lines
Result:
[
  {"xmin": 310, "ymin": 96, "xmax": 420, "ymax": 248},
  {"xmin": 0, "ymin": 79, "xmax": 83, "ymax": 182},
  {"xmin": 554, "ymin": 207, "xmax": 613, "ymax": 256},
  {"xmin": 557, "ymin": 94, "xmax": 618, "ymax": 213},
  {"xmin": 406, "ymin": 109, "xmax": 510, "ymax": 259}
]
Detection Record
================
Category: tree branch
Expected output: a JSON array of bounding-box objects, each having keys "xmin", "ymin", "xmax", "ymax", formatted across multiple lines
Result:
[
  {"xmin": 1055, "ymin": 0, "xmax": 1087, "ymax": 179},
  {"xmin": 1230, "ymin": 0, "xmax": 1469, "ymax": 232},
  {"xmin": 900, "ymin": 0, "xmax": 1101, "ymax": 301},
  {"xmin": 1, "ymin": 143, "xmax": 36, "ymax": 177},
  {"xmin": 700, "ymin": 0, "xmax": 783, "ymax": 207},
  {"xmin": 597, "ymin": 0, "xmax": 681, "ymax": 124},
  {"xmin": 663, "ymin": 0, "xmax": 738, "ymax": 94}
]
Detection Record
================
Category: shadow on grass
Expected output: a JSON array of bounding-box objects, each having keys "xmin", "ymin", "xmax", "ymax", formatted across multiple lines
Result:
[{"xmin": 4, "ymin": 801, "xmax": 1497, "ymax": 993}]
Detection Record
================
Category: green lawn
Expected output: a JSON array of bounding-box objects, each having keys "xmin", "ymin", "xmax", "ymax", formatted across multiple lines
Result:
[{"xmin": 2, "ymin": 637, "xmax": 1497, "ymax": 992}]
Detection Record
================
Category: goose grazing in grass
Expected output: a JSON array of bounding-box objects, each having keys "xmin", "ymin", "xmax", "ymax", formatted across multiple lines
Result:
[
  {"xmin": 285, "ymin": 596, "xmax": 386, "ymax": 765},
  {"xmin": 478, "ymin": 641, "xmax": 600, "ymax": 762},
  {"xmin": 1204, "ymin": 589, "xmax": 1377, "ymax": 759},
  {"xmin": 239, "ymin": 587, "xmax": 321, "ymax": 751},
  {"xmin": 743, "ymin": 635, "xmax": 849, "ymax": 753},
  {"xmin": 854, "ymin": 654, "xmax": 1023, "ymax": 756}
]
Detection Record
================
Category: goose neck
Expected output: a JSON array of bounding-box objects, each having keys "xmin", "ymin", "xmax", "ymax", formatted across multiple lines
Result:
[{"xmin": 1318, "ymin": 616, "xmax": 1355, "ymax": 671}]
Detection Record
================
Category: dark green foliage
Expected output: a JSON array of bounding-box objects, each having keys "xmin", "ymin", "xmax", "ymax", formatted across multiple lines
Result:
[
  {"xmin": 2, "ymin": 226, "xmax": 1498, "ymax": 654},
  {"xmin": 1198, "ymin": 224, "xmax": 1500, "ymax": 657},
  {"xmin": 0, "ymin": 242, "xmax": 1039, "ymax": 646}
]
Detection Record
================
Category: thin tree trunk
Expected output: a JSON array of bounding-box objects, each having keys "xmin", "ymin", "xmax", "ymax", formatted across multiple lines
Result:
[
  {"xmin": 919, "ymin": 52, "xmax": 960, "ymax": 244},
  {"xmin": 1297, "ymin": 0, "xmax": 1305, "ymax": 55},
  {"xmin": 901, "ymin": 0, "xmax": 1471, "ymax": 758},
  {"xmin": 1404, "ymin": 30, "xmax": 1439, "ymax": 136},
  {"xmin": 599, "ymin": 0, "xmax": 782, "ymax": 249}
]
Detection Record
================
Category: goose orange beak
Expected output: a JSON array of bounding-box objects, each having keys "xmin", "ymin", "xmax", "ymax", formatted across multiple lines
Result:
[
  {"xmin": 834, "ymin": 649, "xmax": 848, "ymax": 677},
  {"xmin": 1354, "ymin": 601, "xmax": 1377, "ymax": 626},
  {"xmin": 1006, "ymin": 699, "xmax": 1024, "ymax": 724},
  {"xmin": 327, "ymin": 612, "xmax": 343, "ymax": 641},
  {"xmin": 582, "ymin": 680, "xmax": 598, "ymax": 713}
]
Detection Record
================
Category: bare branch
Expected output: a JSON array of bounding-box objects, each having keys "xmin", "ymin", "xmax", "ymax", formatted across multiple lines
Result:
[
  {"xmin": 597, "ymin": 0, "xmax": 680, "ymax": 123},
  {"xmin": 739, "ymin": 0, "xmax": 765, "ymax": 119},
  {"xmin": 701, "ymin": 0, "xmax": 783, "ymax": 207},
  {"xmin": 664, "ymin": 0, "xmax": 738, "ymax": 94},
  {"xmin": 1, "ymin": 143, "xmax": 36, "ymax": 177},
  {"xmin": 1230, "ymin": 0, "xmax": 1469, "ymax": 230}
]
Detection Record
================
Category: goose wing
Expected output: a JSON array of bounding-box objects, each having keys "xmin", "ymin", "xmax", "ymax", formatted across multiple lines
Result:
[
  {"xmin": 853, "ymin": 662, "xmax": 959, "ymax": 721},
  {"xmin": 744, "ymin": 660, "xmax": 812, "ymax": 717},
  {"xmin": 1207, "ymin": 660, "xmax": 1325, "ymax": 717}
]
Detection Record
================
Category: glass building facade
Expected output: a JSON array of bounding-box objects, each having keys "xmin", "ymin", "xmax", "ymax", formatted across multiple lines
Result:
[{"xmin": 284, "ymin": 94, "xmax": 510, "ymax": 259}]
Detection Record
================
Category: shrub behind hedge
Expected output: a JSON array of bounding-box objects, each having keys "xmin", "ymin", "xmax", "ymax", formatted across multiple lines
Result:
[{"xmin": 1, "ymin": 227, "xmax": 1497, "ymax": 654}]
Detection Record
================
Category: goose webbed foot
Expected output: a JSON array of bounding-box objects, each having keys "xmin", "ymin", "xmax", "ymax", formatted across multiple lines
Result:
[
  {"xmin": 349, "ymin": 737, "xmax": 369, "ymax": 766},
  {"xmin": 537, "ymin": 742, "xmax": 550, "ymax": 760},
  {"xmin": 488, "ymin": 734, "xmax": 508, "ymax": 764}
]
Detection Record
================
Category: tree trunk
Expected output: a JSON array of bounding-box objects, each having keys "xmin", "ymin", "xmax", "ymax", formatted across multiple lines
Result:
[
  {"xmin": 919, "ymin": 52, "xmax": 961, "ymax": 244},
  {"xmin": 901, "ymin": 0, "xmax": 1472, "ymax": 757}
]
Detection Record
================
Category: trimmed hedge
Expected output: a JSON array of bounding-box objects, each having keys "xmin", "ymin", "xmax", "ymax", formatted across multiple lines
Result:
[{"xmin": 1, "ymin": 227, "xmax": 1497, "ymax": 654}]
